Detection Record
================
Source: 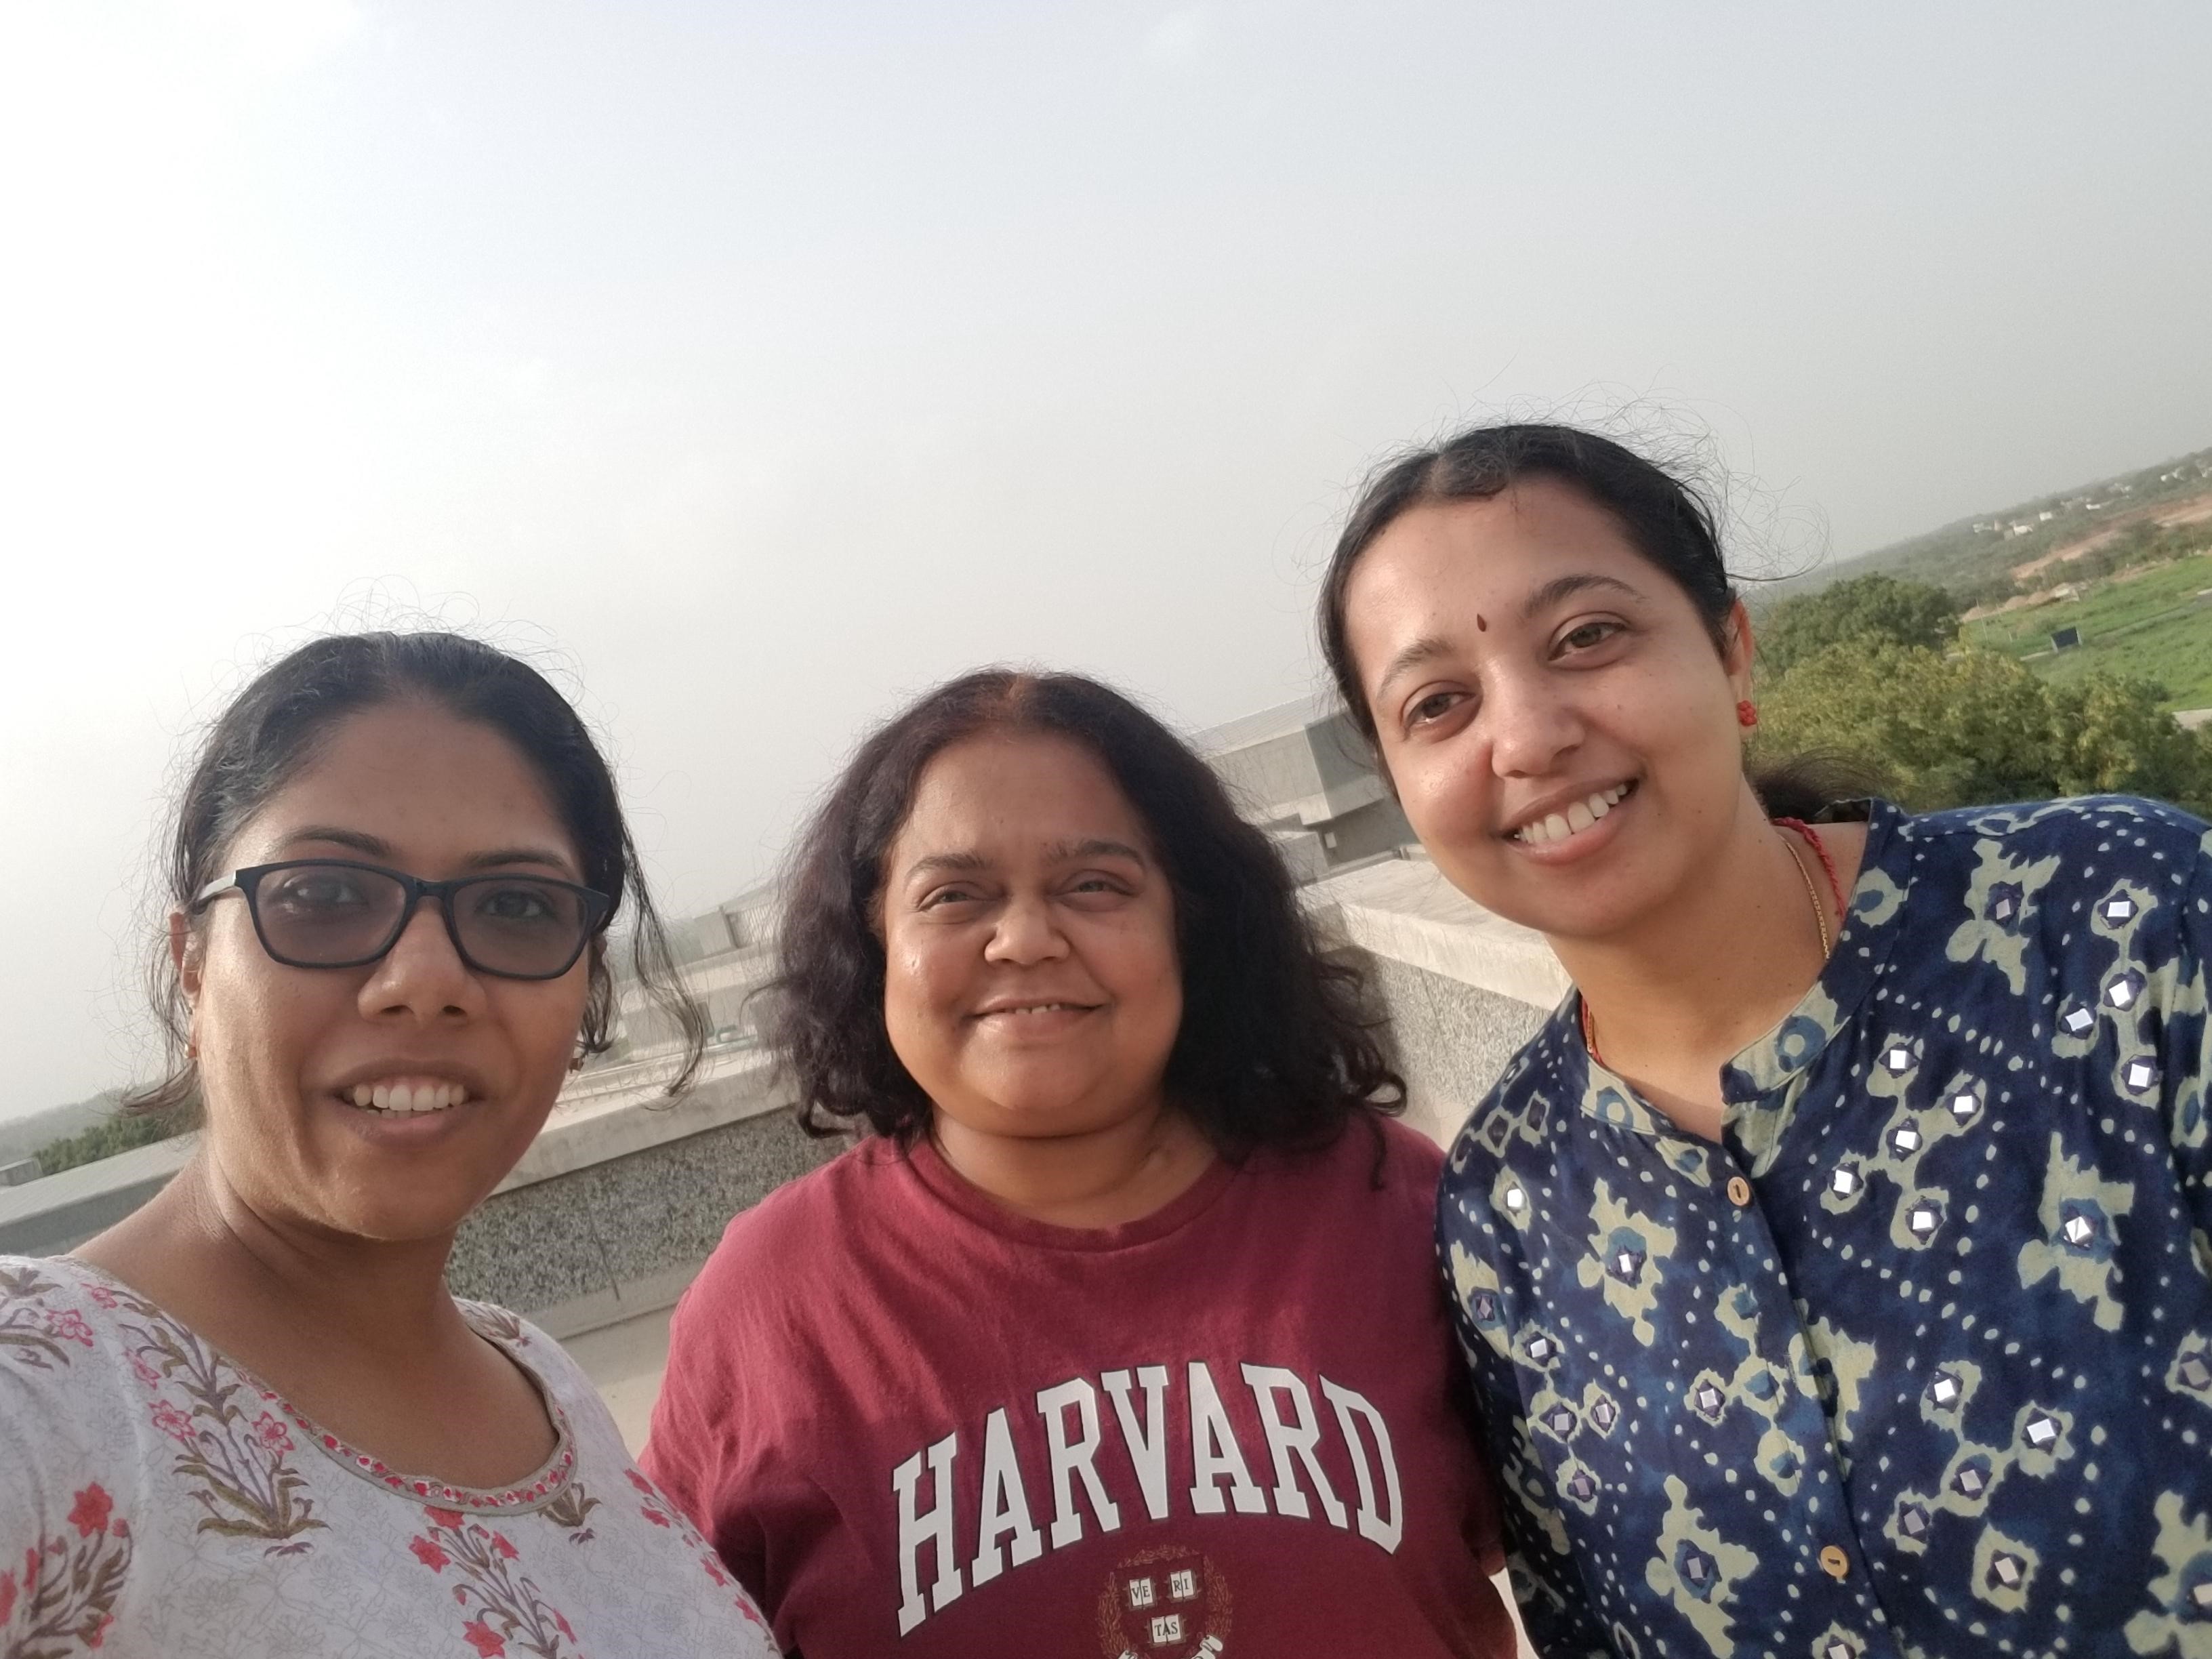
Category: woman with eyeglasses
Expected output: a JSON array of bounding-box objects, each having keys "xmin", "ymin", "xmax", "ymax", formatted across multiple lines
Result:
[
  {"xmin": 643, "ymin": 669, "xmax": 1517, "ymax": 1658},
  {"xmin": 1318, "ymin": 422, "xmax": 2212, "ymax": 1658},
  {"xmin": 0, "ymin": 633, "xmax": 778, "ymax": 1658}
]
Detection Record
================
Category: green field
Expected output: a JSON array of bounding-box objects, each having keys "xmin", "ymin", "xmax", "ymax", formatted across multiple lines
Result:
[{"xmin": 1966, "ymin": 553, "xmax": 2212, "ymax": 710}]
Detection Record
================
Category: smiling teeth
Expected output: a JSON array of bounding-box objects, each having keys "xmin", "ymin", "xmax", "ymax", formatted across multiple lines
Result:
[
  {"xmin": 1514, "ymin": 783, "xmax": 1632, "ymax": 846},
  {"xmin": 349, "ymin": 1080, "xmax": 469, "ymax": 1114}
]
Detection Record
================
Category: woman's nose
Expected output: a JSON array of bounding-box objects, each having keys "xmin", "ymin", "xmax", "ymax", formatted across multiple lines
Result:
[
  {"xmin": 360, "ymin": 900, "xmax": 480, "ymax": 1018},
  {"xmin": 1483, "ymin": 672, "xmax": 1583, "ymax": 779},
  {"xmin": 983, "ymin": 894, "xmax": 1069, "ymax": 964}
]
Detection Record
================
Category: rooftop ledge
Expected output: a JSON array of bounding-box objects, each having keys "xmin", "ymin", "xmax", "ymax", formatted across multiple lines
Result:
[
  {"xmin": 1308, "ymin": 856, "xmax": 1570, "ymax": 1012},
  {"xmin": 0, "ymin": 1045, "xmax": 786, "ymax": 1256}
]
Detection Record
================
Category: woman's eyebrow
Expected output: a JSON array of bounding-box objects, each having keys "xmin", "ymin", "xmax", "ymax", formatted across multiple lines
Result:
[
  {"xmin": 903, "ymin": 849, "xmax": 991, "ymax": 882},
  {"xmin": 1044, "ymin": 838, "xmax": 1149, "ymax": 866},
  {"xmin": 462, "ymin": 846, "xmax": 577, "ymax": 874},
  {"xmin": 275, "ymin": 826, "xmax": 575, "ymax": 876},
  {"xmin": 279, "ymin": 825, "xmax": 391, "ymax": 857},
  {"xmin": 1521, "ymin": 572, "xmax": 1645, "ymax": 619},
  {"xmin": 1374, "ymin": 634, "xmax": 1454, "ymax": 701}
]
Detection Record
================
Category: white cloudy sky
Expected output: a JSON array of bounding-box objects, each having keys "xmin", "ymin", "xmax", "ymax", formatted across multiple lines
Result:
[{"xmin": 3, "ymin": 0, "xmax": 2207, "ymax": 1115}]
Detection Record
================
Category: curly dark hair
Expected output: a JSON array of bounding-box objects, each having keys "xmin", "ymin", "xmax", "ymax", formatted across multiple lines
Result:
[{"xmin": 771, "ymin": 668, "xmax": 1405, "ymax": 1151}]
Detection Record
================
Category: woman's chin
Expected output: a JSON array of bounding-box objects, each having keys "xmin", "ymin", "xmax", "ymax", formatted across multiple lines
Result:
[{"xmin": 936, "ymin": 1082, "xmax": 1151, "ymax": 1142}]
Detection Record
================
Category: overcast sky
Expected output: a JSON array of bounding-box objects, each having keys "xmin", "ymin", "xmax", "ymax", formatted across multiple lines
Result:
[{"xmin": 3, "ymin": 0, "xmax": 2208, "ymax": 1117}]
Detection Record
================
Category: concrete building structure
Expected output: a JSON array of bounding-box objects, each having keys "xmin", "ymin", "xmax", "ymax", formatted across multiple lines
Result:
[{"xmin": 1194, "ymin": 691, "xmax": 1417, "ymax": 874}]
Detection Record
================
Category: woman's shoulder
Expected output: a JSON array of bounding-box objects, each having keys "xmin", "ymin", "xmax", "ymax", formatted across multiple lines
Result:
[
  {"xmin": 0, "ymin": 1257, "xmax": 152, "ymax": 1512},
  {"xmin": 1445, "ymin": 999, "xmax": 1586, "ymax": 1147},
  {"xmin": 0, "ymin": 1254, "xmax": 146, "ymax": 1395},
  {"xmin": 1895, "ymin": 793, "xmax": 2209, "ymax": 869},
  {"xmin": 677, "ymin": 1136, "xmax": 911, "ymax": 1310}
]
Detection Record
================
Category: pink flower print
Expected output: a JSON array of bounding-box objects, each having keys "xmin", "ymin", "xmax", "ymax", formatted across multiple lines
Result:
[
  {"xmin": 44, "ymin": 1308, "xmax": 94, "ymax": 1347},
  {"xmin": 87, "ymin": 1611, "xmax": 116, "ymax": 1648},
  {"xmin": 68, "ymin": 1484, "xmax": 115, "ymax": 1537},
  {"xmin": 86, "ymin": 1284, "xmax": 119, "ymax": 1309},
  {"xmin": 425, "ymin": 1505, "xmax": 466, "ymax": 1529},
  {"xmin": 409, "ymin": 1535, "xmax": 452, "ymax": 1572},
  {"xmin": 0, "ymin": 1565, "xmax": 16, "ymax": 1625},
  {"xmin": 462, "ymin": 1618, "xmax": 508, "ymax": 1656},
  {"xmin": 127, "ymin": 1353, "xmax": 161, "ymax": 1388},
  {"xmin": 554, "ymin": 1612, "xmax": 575, "ymax": 1641},
  {"xmin": 624, "ymin": 1469, "xmax": 655, "ymax": 1496},
  {"xmin": 251, "ymin": 1412, "xmax": 295, "ymax": 1454},
  {"xmin": 148, "ymin": 1401, "xmax": 196, "ymax": 1447},
  {"xmin": 642, "ymin": 1507, "xmax": 670, "ymax": 1528},
  {"xmin": 490, "ymin": 1532, "xmax": 518, "ymax": 1561}
]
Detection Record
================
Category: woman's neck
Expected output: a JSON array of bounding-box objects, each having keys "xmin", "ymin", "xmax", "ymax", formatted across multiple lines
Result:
[
  {"xmin": 1551, "ymin": 789, "xmax": 1865, "ymax": 1140},
  {"xmin": 930, "ymin": 1097, "xmax": 1217, "ymax": 1229},
  {"xmin": 79, "ymin": 1151, "xmax": 468, "ymax": 1370}
]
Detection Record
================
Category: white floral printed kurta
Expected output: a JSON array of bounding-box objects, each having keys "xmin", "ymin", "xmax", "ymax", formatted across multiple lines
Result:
[{"xmin": 0, "ymin": 1254, "xmax": 779, "ymax": 1658}]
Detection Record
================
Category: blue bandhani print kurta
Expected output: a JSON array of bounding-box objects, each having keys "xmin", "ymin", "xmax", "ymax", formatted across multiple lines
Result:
[{"xmin": 1439, "ymin": 796, "xmax": 2212, "ymax": 1659}]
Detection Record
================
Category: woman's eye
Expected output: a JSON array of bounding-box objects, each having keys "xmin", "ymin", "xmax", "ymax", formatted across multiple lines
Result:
[
  {"xmin": 1406, "ymin": 690, "xmax": 1466, "ymax": 730},
  {"xmin": 479, "ymin": 886, "xmax": 554, "ymax": 921},
  {"xmin": 274, "ymin": 876, "xmax": 363, "ymax": 910},
  {"xmin": 1557, "ymin": 619, "xmax": 1623, "ymax": 654},
  {"xmin": 920, "ymin": 887, "xmax": 979, "ymax": 910}
]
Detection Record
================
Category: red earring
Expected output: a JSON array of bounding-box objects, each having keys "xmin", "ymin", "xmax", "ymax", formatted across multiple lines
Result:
[{"xmin": 1737, "ymin": 699, "xmax": 1759, "ymax": 729}]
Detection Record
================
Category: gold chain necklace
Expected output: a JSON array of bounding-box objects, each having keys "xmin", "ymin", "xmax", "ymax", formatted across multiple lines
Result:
[{"xmin": 1580, "ymin": 820, "xmax": 1841, "ymax": 1071}]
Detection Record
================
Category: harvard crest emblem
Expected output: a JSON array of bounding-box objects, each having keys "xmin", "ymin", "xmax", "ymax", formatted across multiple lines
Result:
[{"xmin": 1097, "ymin": 1545, "xmax": 1233, "ymax": 1659}]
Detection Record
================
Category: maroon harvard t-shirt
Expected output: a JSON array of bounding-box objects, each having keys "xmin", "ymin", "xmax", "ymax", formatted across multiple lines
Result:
[{"xmin": 642, "ymin": 1117, "xmax": 1514, "ymax": 1658}]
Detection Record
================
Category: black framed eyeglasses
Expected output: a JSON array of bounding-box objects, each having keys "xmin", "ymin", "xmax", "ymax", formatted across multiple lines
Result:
[{"xmin": 192, "ymin": 859, "xmax": 612, "ymax": 981}]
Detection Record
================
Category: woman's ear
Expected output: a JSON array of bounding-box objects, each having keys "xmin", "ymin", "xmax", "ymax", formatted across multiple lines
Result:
[
  {"xmin": 169, "ymin": 909, "xmax": 205, "ymax": 1059},
  {"xmin": 1723, "ymin": 599, "xmax": 1757, "ymax": 700},
  {"xmin": 168, "ymin": 909, "xmax": 201, "ymax": 995}
]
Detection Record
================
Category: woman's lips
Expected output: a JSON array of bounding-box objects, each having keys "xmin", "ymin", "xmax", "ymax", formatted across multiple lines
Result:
[
  {"xmin": 343, "ymin": 1076, "xmax": 474, "ymax": 1115},
  {"xmin": 1507, "ymin": 779, "xmax": 1636, "ymax": 848}
]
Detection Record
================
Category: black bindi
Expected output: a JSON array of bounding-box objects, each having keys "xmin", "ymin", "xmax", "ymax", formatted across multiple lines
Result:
[{"xmin": 1475, "ymin": 613, "xmax": 1488, "ymax": 632}]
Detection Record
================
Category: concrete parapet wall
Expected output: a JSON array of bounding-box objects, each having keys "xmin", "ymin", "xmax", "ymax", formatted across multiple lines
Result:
[
  {"xmin": 450, "ymin": 1104, "xmax": 832, "ymax": 1338},
  {"xmin": 0, "ymin": 1047, "xmax": 836, "ymax": 1336},
  {"xmin": 1308, "ymin": 857, "xmax": 1566, "ymax": 1148}
]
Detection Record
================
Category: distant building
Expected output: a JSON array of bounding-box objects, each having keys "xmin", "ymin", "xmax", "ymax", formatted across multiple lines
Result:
[
  {"xmin": 1194, "ymin": 693, "xmax": 1414, "ymax": 875},
  {"xmin": 612, "ymin": 880, "xmax": 781, "ymax": 1061},
  {"xmin": 1, "ymin": 1158, "xmax": 40, "ymax": 1188}
]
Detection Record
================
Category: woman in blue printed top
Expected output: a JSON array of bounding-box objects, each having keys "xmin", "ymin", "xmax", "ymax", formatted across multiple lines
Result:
[{"xmin": 1315, "ymin": 421, "xmax": 2212, "ymax": 1659}]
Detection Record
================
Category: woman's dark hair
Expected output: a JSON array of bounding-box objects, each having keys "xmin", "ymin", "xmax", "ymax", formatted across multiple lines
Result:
[
  {"xmin": 1317, "ymin": 420, "xmax": 1848, "ymax": 820},
  {"xmin": 771, "ymin": 668, "xmax": 1404, "ymax": 1151},
  {"xmin": 129, "ymin": 631, "xmax": 707, "ymax": 1115}
]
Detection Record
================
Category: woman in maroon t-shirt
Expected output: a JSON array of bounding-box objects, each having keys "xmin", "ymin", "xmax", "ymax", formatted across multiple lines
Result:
[{"xmin": 644, "ymin": 669, "xmax": 1517, "ymax": 1658}]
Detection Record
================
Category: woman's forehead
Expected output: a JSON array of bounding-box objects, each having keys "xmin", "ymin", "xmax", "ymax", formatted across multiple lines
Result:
[
  {"xmin": 893, "ymin": 733, "xmax": 1152, "ymax": 862},
  {"xmin": 230, "ymin": 705, "xmax": 579, "ymax": 872}
]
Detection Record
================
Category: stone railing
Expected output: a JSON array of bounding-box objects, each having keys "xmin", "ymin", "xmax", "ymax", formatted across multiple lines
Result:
[
  {"xmin": 0, "ymin": 1048, "xmax": 834, "ymax": 1340},
  {"xmin": 1305, "ymin": 855, "xmax": 1567, "ymax": 1147}
]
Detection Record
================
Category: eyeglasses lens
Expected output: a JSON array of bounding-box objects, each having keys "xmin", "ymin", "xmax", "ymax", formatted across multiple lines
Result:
[
  {"xmin": 256, "ymin": 865, "xmax": 589, "ymax": 977},
  {"xmin": 453, "ymin": 877, "xmax": 593, "ymax": 977},
  {"xmin": 258, "ymin": 865, "xmax": 409, "ymax": 965}
]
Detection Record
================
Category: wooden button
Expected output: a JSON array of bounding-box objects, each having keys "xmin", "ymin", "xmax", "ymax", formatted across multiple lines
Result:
[
  {"xmin": 1726, "ymin": 1176, "xmax": 1753, "ymax": 1208},
  {"xmin": 1819, "ymin": 1544, "xmax": 1850, "ymax": 1580}
]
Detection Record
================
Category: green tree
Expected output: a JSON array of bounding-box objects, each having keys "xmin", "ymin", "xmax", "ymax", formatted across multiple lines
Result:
[
  {"xmin": 1753, "ymin": 641, "xmax": 2212, "ymax": 815},
  {"xmin": 2048, "ymin": 673, "xmax": 2212, "ymax": 804},
  {"xmin": 1757, "ymin": 573, "xmax": 1962, "ymax": 678},
  {"xmin": 33, "ymin": 1108, "xmax": 187, "ymax": 1176}
]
